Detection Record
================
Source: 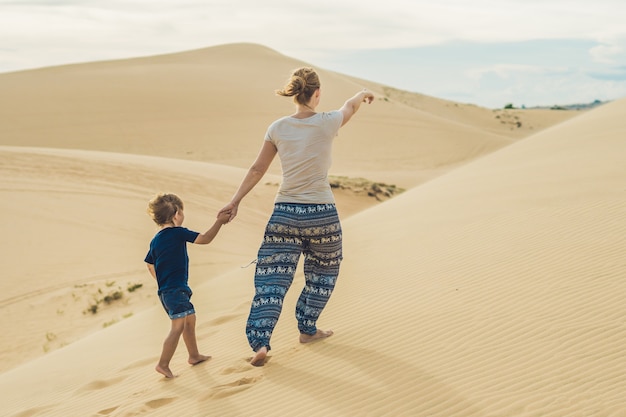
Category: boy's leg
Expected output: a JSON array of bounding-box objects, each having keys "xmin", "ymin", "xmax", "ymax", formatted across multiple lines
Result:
[
  {"xmin": 156, "ymin": 317, "xmax": 185, "ymax": 378},
  {"xmin": 296, "ymin": 205, "xmax": 342, "ymax": 342},
  {"xmin": 182, "ymin": 313, "xmax": 211, "ymax": 365}
]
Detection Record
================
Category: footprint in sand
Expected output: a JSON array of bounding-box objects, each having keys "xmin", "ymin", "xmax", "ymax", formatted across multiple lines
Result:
[
  {"xmin": 220, "ymin": 354, "xmax": 272, "ymax": 375},
  {"xmin": 76, "ymin": 375, "xmax": 128, "ymax": 392},
  {"xmin": 203, "ymin": 376, "xmax": 263, "ymax": 399},
  {"xmin": 11, "ymin": 405, "xmax": 58, "ymax": 417},
  {"xmin": 118, "ymin": 397, "xmax": 178, "ymax": 416},
  {"xmin": 120, "ymin": 357, "xmax": 158, "ymax": 371},
  {"xmin": 95, "ymin": 405, "xmax": 119, "ymax": 415},
  {"xmin": 145, "ymin": 397, "xmax": 177, "ymax": 409},
  {"xmin": 219, "ymin": 362, "xmax": 250, "ymax": 375}
]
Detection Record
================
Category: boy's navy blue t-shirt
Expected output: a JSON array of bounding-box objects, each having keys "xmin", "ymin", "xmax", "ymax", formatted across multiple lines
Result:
[{"xmin": 144, "ymin": 227, "xmax": 199, "ymax": 294}]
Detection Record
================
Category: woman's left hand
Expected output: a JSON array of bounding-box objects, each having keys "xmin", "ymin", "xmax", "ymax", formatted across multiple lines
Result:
[{"xmin": 218, "ymin": 202, "xmax": 238, "ymax": 222}]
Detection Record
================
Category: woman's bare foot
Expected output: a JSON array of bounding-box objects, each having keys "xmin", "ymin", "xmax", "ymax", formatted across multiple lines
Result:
[
  {"xmin": 299, "ymin": 329, "xmax": 333, "ymax": 343},
  {"xmin": 155, "ymin": 364, "xmax": 175, "ymax": 378},
  {"xmin": 250, "ymin": 346, "xmax": 268, "ymax": 367},
  {"xmin": 188, "ymin": 354, "xmax": 211, "ymax": 366}
]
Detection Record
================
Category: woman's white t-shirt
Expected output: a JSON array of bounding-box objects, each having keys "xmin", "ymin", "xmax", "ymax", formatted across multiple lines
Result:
[{"xmin": 265, "ymin": 111, "xmax": 344, "ymax": 204}]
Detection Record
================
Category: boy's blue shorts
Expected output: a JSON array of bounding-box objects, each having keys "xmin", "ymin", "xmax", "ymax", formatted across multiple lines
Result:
[{"xmin": 158, "ymin": 288, "xmax": 195, "ymax": 319}]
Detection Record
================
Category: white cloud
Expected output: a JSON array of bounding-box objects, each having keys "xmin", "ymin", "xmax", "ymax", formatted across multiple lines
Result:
[
  {"xmin": 589, "ymin": 43, "xmax": 624, "ymax": 64},
  {"xmin": 467, "ymin": 64, "xmax": 559, "ymax": 81},
  {"xmin": 1, "ymin": 0, "xmax": 626, "ymax": 107},
  {"xmin": 3, "ymin": 0, "xmax": 626, "ymax": 66}
]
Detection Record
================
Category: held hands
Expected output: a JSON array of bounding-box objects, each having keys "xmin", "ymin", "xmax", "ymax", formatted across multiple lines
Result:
[
  {"xmin": 217, "ymin": 210, "xmax": 231, "ymax": 224},
  {"xmin": 218, "ymin": 202, "xmax": 238, "ymax": 223}
]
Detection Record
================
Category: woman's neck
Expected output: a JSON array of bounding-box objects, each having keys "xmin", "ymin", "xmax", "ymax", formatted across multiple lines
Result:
[{"xmin": 292, "ymin": 103, "xmax": 316, "ymax": 118}]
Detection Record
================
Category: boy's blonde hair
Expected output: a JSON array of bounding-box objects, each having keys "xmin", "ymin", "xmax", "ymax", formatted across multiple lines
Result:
[{"xmin": 147, "ymin": 193, "xmax": 183, "ymax": 226}]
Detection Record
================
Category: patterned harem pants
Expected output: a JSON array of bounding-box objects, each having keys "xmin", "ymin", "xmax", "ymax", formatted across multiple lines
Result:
[{"xmin": 246, "ymin": 203, "xmax": 343, "ymax": 352}]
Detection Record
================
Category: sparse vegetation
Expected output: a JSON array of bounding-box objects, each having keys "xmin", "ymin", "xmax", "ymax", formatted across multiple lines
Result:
[
  {"xmin": 526, "ymin": 99, "xmax": 605, "ymax": 111},
  {"xmin": 85, "ymin": 302, "xmax": 99, "ymax": 314},
  {"xmin": 83, "ymin": 281, "xmax": 143, "ymax": 314},
  {"xmin": 39, "ymin": 280, "xmax": 146, "ymax": 355},
  {"xmin": 103, "ymin": 290, "xmax": 123, "ymax": 304},
  {"xmin": 266, "ymin": 176, "xmax": 404, "ymax": 202},
  {"xmin": 493, "ymin": 110, "xmax": 524, "ymax": 129},
  {"xmin": 329, "ymin": 176, "xmax": 404, "ymax": 201},
  {"xmin": 103, "ymin": 318, "xmax": 118, "ymax": 328}
]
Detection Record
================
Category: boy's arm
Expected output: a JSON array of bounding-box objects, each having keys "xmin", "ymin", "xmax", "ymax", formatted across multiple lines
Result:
[
  {"xmin": 194, "ymin": 213, "xmax": 230, "ymax": 245},
  {"xmin": 146, "ymin": 263, "xmax": 157, "ymax": 280}
]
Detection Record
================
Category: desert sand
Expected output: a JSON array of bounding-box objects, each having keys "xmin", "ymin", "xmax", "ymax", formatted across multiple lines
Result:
[{"xmin": 1, "ymin": 43, "xmax": 624, "ymax": 416}]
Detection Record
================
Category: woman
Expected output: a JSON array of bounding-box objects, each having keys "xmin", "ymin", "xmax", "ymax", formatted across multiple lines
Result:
[{"xmin": 219, "ymin": 67, "xmax": 374, "ymax": 366}]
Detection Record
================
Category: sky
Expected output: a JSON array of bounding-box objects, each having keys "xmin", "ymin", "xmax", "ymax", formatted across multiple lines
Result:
[{"xmin": 1, "ymin": 0, "xmax": 626, "ymax": 108}]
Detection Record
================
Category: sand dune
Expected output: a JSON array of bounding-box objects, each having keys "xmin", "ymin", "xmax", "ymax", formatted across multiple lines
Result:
[
  {"xmin": 2, "ymin": 43, "xmax": 623, "ymax": 417},
  {"xmin": 0, "ymin": 145, "xmax": 382, "ymax": 374},
  {"xmin": 0, "ymin": 43, "xmax": 576, "ymax": 189}
]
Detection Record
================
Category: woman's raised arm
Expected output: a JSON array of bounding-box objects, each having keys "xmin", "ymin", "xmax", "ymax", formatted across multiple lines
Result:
[{"xmin": 339, "ymin": 89, "xmax": 375, "ymax": 127}]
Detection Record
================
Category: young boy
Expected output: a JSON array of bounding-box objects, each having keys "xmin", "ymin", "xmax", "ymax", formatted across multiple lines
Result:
[{"xmin": 145, "ymin": 193, "xmax": 230, "ymax": 378}]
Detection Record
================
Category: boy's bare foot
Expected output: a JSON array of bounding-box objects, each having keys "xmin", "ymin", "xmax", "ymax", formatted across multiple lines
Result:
[
  {"xmin": 299, "ymin": 329, "xmax": 333, "ymax": 344},
  {"xmin": 188, "ymin": 354, "xmax": 212, "ymax": 366},
  {"xmin": 250, "ymin": 346, "xmax": 268, "ymax": 367},
  {"xmin": 155, "ymin": 364, "xmax": 176, "ymax": 378}
]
